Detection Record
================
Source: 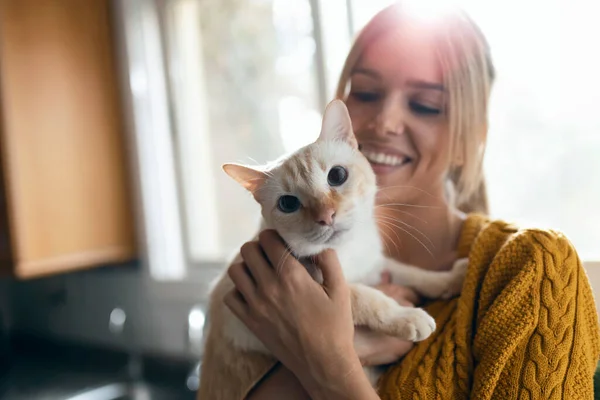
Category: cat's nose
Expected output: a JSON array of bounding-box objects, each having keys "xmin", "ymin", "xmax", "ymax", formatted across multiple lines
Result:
[{"xmin": 316, "ymin": 208, "xmax": 336, "ymax": 226}]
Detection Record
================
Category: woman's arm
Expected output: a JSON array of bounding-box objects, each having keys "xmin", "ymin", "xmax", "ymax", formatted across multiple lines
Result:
[
  {"xmin": 469, "ymin": 230, "xmax": 600, "ymax": 398},
  {"xmin": 246, "ymin": 363, "xmax": 380, "ymax": 400},
  {"xmin": 245, "ymin": 327, "xmax": 415, "ymax": 400},
  {"xmin": 246, "ymin": 364, "xmax": 310, "ymax": 400},
  {"xmin": 225, "ymin": 230, "xmax": 381, "ymax": 400}
]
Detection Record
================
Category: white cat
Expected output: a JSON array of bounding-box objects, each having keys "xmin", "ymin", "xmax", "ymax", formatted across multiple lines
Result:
[{"xmin": 198, "ymin": 100, "xmax": 467, "ymax": 399}]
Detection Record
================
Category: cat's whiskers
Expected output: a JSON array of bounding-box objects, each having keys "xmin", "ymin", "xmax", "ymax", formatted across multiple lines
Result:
[
  {"xmin": 376, "ymin": 225, "xmax": 400, "ymax": 258},
  {"xmin": 376, "ymin": 202, "xmax": 441, "ymax": 209},
  {"xmin": 376, "ymin": 215, "xmax": 435, "ymax": 249},
  {"xmin": 372, "ymin": 194, "xmax": 429, "ymax": 224},
  {"xmin": 376, "ymin": 218, "xmax": 434, "ymax": 257},
  {"xmin": 307, "ymin": 228, "xmax": 334, "ymax": 244},
  {"xmin": 240, "ymin": 156, "xmax": 260, "ymax": 166},
  {"xmin": 376, "ymin": 185, "xmax": 439, "ymax": 199},
  {"xmin": 374, "ymin": 219, "xmax": 403, "ymax": 255},
  {"xmin": 234, "ymin": 157, "xmax": 275, "ymax": 178},
  {"xmin": 350, "ymin": 216, "xmax": 401, "ymax": 256},
  {"xmin": 274, "ymin": 243, "xmax": 295, "ymax": 276},
  {"xmin": 377, "ymin": 207, "xmax": 428, "ymax": 224}
]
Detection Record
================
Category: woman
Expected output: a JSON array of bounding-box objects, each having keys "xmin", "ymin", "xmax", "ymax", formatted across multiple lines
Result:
[{"xmin": 222, "ymin": 2, "xmax": 600, "ymax": 399}]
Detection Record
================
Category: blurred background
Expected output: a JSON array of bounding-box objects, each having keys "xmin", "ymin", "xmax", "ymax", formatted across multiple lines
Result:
[{"xmin": 0, "ymin": 0, "xmax": 598, "ymax": 399}]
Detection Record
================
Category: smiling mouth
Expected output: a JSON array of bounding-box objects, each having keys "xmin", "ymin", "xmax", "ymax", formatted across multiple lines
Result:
[{"xmin": 361, "ymin": 149, "xmax": 412, "ymax": 167}]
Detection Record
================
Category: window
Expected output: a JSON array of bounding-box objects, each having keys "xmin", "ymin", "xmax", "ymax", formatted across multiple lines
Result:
[
  {"xmin": 477, "ymin": 0, "xmax": 600, "ymax": 262},
  {"xmin": 162, "ymin": 0, "xmax": 322, "ymax": 267},
  {"xmin": 116, "ymin": 0, "xmax": 599, "ymax": 286}
]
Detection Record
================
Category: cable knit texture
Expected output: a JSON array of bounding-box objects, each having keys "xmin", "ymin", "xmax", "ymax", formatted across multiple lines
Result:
[{"xmin": 378, "ymin": 213, "xmax": 600, "ymax": 399}]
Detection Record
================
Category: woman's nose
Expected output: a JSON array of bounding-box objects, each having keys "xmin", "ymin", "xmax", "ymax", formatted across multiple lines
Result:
[{"xmin": 374, "ymin": 95, "xmax": 405, "ymax": 137}]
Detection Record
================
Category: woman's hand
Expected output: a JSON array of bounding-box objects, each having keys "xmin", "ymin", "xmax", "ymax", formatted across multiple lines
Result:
[
  {"xmin": 374, "ymin": 270, "xmax": 422, "ymax": 306},
  {"xmin": 354, "ymin": 326, "xmax": 415, "ymax": 366},
  {"xmin": 225, "ymin": 230, "xmax": 378, "ymax": 400}
]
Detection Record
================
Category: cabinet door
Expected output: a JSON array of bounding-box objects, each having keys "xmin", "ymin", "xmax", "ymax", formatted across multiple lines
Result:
[{"xmin": 0, "ymin": 0, "xmax": 136, "ymax": 278}]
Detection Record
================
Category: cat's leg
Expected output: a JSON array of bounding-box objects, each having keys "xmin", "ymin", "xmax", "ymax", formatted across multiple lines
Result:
[
  {"xmin": 383, "ymin": 257, "xmax": 468, "ymax": 299},
  {"xmin": 350, "ymin": 283, "xmax": 436, "ymax": 342},
  {"xmin": 223, "ymin": 304, "xmax": 271, "ymax": 353},
  {"xmin": 199, "ymin": 312, "xmax": 277, "ymax": 400}
]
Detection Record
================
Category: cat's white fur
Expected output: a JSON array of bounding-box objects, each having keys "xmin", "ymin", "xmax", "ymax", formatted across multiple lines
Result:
[{"xmin": 198, "ymin": 100, "xmax": 467, "ymax": 398}]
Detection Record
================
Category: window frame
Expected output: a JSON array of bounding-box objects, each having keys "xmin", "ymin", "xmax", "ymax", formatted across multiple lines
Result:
[{"xmin": 112, "ymin": 0, "xmax": 342, "ymax": 301}]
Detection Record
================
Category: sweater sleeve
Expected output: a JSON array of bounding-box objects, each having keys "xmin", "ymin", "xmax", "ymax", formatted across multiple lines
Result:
[{"xmin": 470, "ymin": 229, "xmax": 600, "ymax": 399}]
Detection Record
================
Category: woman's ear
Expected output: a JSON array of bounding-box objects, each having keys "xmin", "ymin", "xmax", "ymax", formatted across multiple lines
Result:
[{"xmin": 453, "ymin": 145, "xmax": 465, "ymax": 167}]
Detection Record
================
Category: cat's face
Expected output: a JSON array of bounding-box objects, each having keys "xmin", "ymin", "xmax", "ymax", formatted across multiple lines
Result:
[
  {"xmin": 224, "ymin": 100, "xmax": 377, "ymax": 256},
  {"xmin": 255, "ymin": 137, "xmax": 376, "ymax": 256}
]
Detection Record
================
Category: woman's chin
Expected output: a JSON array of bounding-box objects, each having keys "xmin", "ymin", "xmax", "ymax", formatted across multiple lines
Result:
[{"xmin": 372, "ymin": 162, "xmax": 413, "ymax": 189}]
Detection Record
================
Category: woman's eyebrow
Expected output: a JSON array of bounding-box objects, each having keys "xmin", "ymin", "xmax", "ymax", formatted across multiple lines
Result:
[
  {"xmin": 350, "ymin": 70, "xmax": 445, "ymax": 92},
  {"xmin": 406, "ymin": 79, "xmax": 445, "ymax": 91},
  {"xmin": 351, "ymin": 67, "xmax": 381, "ymax": 79}
]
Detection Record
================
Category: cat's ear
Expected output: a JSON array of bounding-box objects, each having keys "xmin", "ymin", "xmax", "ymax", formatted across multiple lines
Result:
[
  {"xmin": 318, "ymin": 99, "xmax": 358, "ymax": 149},
  {"xmin": 222, "ymin": 163, "xmax": 267, "ymax": 196}
]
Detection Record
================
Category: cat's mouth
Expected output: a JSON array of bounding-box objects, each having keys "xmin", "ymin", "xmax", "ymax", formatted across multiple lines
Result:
[
  {"xmin": 326, "ymin": 228, "xmax": 349, "ymax": 243},
  {"xmin": 308, "ymin": 227, "xmax": 350, "ymax": 244}
]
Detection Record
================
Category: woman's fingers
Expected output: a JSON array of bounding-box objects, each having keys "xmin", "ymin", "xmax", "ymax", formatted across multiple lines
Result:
[
  {"xmin": 258, "ymin": 230, "xmax": 308, "ymax": 281},
  {"xmin": 240, "ymin": 240, "xmax": 276, "ymax": 287},
  {"xmin": 255, "ymin": 230, "xmax": 346, "ymax": 299},
  {"xmin": 224, "ymin": 290, "xmax": 252, "ymax": 327},
  {"xmin": 314, "ymin": 249, "xmax": 345, "ymax": 296},
  {"xmin": 227, "ymin": 261, "xmax": 257, "ymax": 302},
  {"xmin": 354, "ymin": 326, "xmax": 414, "ymax": 366},
  {"xmin": 375, "ymin": 283, "xmax": 420, "ymax": 306},
  {"xmin": 380, "ymin": 270, "xmax": 392, "ymax": 284}
]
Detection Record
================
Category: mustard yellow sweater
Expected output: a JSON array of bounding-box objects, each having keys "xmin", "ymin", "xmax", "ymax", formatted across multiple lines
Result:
[{"xmin": 379, "ymin": 214, "xmax": 600, "ymax": 399}]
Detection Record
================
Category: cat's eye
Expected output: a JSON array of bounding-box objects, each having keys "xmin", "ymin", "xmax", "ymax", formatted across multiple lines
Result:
[
  {"xmin": 328, "ymin": 166, "xmax": 348, "ymax": 186},
  {"xmin": 278, "ymin": 195, "xmax": 301, "ymax": 213}
]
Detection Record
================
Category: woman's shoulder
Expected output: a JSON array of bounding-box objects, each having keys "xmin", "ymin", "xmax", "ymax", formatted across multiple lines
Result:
[
  {"xmin": 458, "ymin": 213, "xmax": 594, "ymax": 325},
  {"xmin": 460, "ymin": 213, "xmax": 579, "ymax": 272}
]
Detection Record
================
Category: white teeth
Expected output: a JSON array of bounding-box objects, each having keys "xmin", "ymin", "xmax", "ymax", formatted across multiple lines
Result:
[{"xmin": 362, "ymin": 150, "xmax": 409, "ymax": 166}]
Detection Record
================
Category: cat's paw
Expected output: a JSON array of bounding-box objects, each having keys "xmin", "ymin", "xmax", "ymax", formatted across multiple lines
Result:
[
  {"xmin": 439, "ymin": 258, "xmax": 468, "ymax": 300},
  {"xmin": 382, "ymin": 307, "xmax": 436, "ymax": 342}
]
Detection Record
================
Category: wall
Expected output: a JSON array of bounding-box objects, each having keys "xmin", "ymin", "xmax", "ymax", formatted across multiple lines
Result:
[{"xmin": 0, "ymin": 0, "xmax": 209, "ymax": 362}]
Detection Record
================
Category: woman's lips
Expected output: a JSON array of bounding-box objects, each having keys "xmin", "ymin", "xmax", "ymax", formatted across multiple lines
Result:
[{"xmin": 360, "ymin": 148, "xmax": 412, "ymax": 174}]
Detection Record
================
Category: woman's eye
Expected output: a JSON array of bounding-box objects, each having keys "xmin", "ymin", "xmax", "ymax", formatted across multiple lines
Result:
[
  {"xmin": 277, "ymin": 195, "xmax": 301, "ymax": 213},
  {"xmin": 409, "ymin": 101, "xmax": 441, "ymax": 115},
  {"xmin": 350, "ymin": 91, "xmax": 380, "ymax": 102}
]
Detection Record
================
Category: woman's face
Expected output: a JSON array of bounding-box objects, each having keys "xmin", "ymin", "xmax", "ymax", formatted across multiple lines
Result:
[{"xmin": 346, "ymin": 24, "xmax": 452, "ymax": 204}]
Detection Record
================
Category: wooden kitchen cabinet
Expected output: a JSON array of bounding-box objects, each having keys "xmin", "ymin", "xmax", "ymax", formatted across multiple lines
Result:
[{"xmin": 0, "ymin": 0, "xmax": 136, "ymax": 278}]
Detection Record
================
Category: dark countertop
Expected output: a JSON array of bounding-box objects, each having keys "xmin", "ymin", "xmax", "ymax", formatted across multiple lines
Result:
[{"xmin": 0, "ymin": 334, "xmax": 198, "ymax": 400}]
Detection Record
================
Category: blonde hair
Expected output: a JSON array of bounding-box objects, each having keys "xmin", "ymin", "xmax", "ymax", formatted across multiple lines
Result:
[{"xmin": 335, "ymin": 3, "xmax": 495, "ymax": 214}]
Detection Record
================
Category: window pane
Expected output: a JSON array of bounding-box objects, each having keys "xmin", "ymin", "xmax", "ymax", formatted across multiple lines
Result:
[
  {"xmin": 164, "ymin": 0, "xmax": 321, "ymax": 263},
  {"xmin": 469, "ymin": 0, "xmax": 600, "ymax": 260}
]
